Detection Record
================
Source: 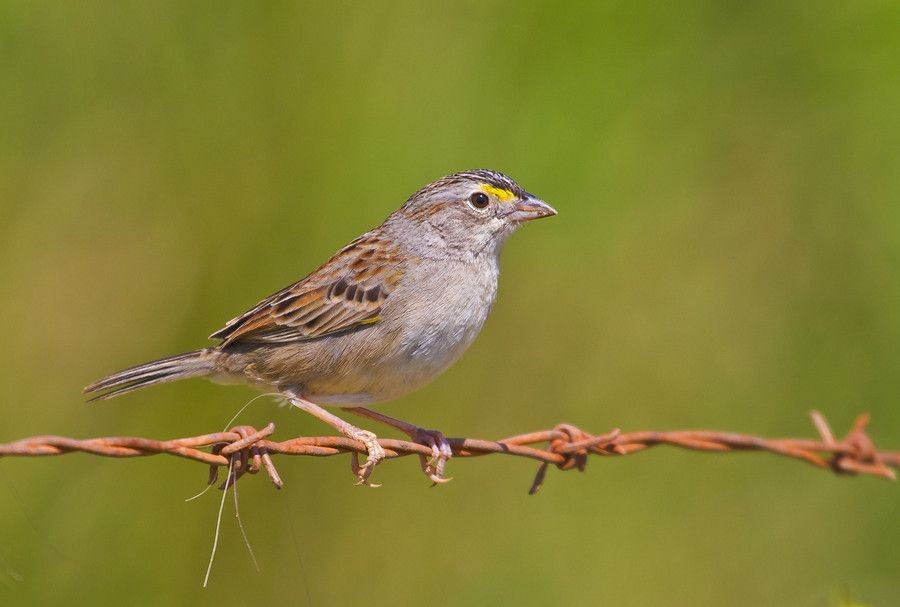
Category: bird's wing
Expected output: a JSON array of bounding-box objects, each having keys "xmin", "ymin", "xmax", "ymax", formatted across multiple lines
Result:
[{"xmin": 210, "ymin": 234, "xmax": 404, "ymax": 346}]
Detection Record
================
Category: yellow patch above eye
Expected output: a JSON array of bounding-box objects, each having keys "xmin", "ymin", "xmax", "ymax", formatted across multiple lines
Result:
[{"xmin": 480, "ymin": 184, "xmax": 517, "ymax": 202}]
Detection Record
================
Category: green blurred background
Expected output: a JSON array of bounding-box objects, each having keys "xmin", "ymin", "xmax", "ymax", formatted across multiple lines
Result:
[{"xmin": 1, "ymin": 2, "xmax": 898, "ymax": 605}]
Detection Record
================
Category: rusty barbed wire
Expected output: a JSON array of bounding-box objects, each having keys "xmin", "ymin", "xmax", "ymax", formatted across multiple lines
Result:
[{"xmin": 0, "ymin": 411, "xmax": 896, "ymax": 493}]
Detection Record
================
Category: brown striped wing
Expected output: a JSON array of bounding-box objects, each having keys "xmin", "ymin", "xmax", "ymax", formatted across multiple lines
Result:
[{"xmin": 210, "ymin": 235, "xmax": 402, "ymax": 345}]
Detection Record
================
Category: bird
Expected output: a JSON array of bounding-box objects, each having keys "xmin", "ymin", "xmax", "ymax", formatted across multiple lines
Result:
[{"xmin": 84, "ymin": 169, "xmax": 556, "ymax": 484}]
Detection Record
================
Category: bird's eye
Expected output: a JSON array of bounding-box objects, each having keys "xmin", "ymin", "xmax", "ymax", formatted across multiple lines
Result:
[{"xmin": 469, "ymin": 191, "xmax": 490, "ymax": 209}]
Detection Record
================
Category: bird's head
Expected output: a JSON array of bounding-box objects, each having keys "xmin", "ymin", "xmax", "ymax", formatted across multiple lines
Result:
[{"xmin": 390, "ymin": 169, "xmax": 556, "ymax": 258}]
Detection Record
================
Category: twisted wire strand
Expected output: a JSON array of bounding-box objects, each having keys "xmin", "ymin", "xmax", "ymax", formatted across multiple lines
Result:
[{"xmin": 1, "ymin": 411, "xmax": 896, "ymax": 492}]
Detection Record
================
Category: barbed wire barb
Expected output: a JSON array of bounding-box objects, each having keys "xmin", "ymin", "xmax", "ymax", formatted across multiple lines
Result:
[{"xmin": 1, "ymin": 411, "xmax": 897, "ymax": 492}]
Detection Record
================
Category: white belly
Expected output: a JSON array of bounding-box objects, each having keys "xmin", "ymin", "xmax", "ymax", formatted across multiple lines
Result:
[{"xmin": 306, "ymin": 258, "xmax": 499, "ymax": 406}]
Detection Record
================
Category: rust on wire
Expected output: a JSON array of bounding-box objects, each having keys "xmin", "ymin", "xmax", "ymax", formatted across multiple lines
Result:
[{"xmin": 0, "ymin": 411, "xmax": 896, "ymax": 492}]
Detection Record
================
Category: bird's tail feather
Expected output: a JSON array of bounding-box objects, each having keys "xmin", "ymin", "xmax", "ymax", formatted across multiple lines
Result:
[{"xmin": 84, "ymin": 349, "xmax": 218, "ymax": 401}]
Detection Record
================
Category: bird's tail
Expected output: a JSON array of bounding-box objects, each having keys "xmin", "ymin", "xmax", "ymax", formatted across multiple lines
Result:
[{"xmin": 83, "ymin": 348, "xmax": 219, "ymax": 401}]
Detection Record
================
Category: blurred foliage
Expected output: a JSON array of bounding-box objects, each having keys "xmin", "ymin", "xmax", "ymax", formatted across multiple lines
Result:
[{"xmin": 1, "ymin": 2, "xmax": 898, "ymax": 606}]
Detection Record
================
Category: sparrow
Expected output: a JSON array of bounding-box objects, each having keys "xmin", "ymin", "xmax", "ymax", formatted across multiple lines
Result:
[{"xmin": 85, "ymin": 169, "xmax": 556, "ymax": 484}]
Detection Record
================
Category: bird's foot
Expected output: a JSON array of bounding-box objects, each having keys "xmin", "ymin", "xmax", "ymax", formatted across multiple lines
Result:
[
  {"xmin": 348, "ymin": 428, "xmax": 385, "ymax": 487},
  {"xmin": 410, "ymin": 427, "xmax": 453, "ymax": 485}
]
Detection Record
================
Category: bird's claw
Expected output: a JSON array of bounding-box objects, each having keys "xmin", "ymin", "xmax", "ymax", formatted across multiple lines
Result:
[
  {"xmin": 411, "ymin": 428, "xmax": 453, "ymax": 485},
  {"xmin": 349, "ymin": 429, "xmax": 385, "ymax": 487}
]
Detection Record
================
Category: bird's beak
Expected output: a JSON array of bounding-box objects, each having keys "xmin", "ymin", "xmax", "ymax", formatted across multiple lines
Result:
[{"xmin": 507, "ymin": 196, "xmax": 557, "ymax": 222}]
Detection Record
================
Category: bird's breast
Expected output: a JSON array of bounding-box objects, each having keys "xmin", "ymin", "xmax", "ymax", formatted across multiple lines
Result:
[
  {"xmin": 395, "ymin": 258, "xmax": 498, "ymax": 358},
  {"xmin": 311, "ymin": 258, "xmax": 499, "ymax": 405}
]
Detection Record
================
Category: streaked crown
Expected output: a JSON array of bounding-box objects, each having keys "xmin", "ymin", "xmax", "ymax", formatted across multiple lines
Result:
[{"xmin": 406, "ymin": 169, "xmax": 527, "ymax": 205}]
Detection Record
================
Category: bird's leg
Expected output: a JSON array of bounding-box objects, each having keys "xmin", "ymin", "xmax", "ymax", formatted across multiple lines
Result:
[
  {"xmin": 348, "ymin": 407, "xmax": 453, "ymax": 484},
  {"xmin": 285, "ymin": 393, "xmax": 385, "ymax": 486}
]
